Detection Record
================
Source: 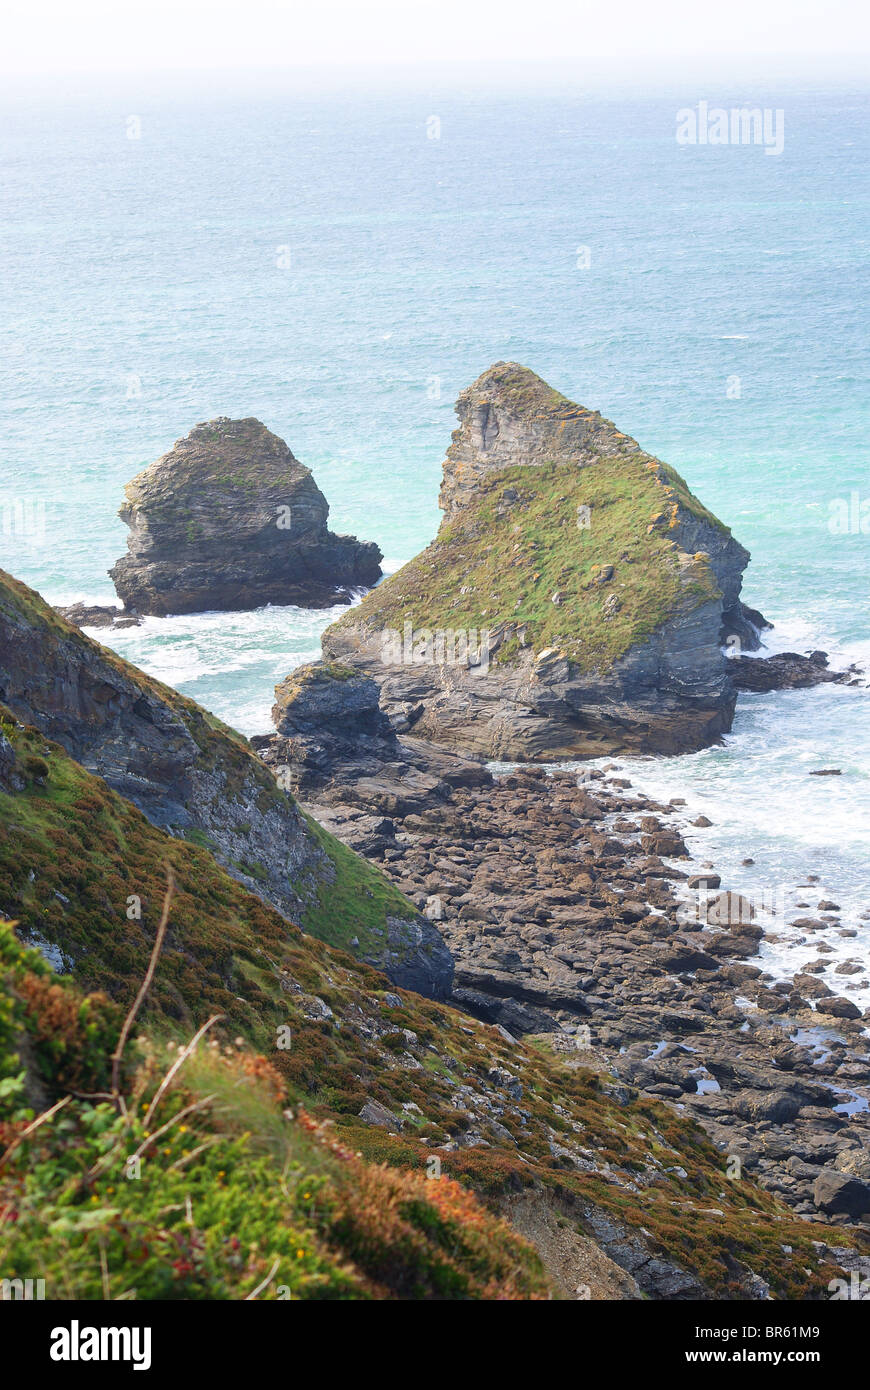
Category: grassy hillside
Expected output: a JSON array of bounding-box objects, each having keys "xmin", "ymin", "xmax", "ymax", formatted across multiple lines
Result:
[
  {"xmin": 0, "ymin": 568, "xmax": 434, "ymax": 980},
  {"xmin": 0, "ymin": 713, "xmax": 855, "ymax": 1299}
]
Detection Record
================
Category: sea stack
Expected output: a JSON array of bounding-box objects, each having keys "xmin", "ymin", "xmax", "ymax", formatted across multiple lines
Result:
[
  {"xmin": 109, "ymin": 417, "xmax": 382, "ymax": 615},
  {"xmin": 320, "ymin": 362, "xmax": 765, "ymax": 760}
]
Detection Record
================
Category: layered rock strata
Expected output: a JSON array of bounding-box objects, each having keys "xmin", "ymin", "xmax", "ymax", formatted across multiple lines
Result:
[{"xmin": 0, "ymin": 569, "xmax": 451, "ymax": 997}]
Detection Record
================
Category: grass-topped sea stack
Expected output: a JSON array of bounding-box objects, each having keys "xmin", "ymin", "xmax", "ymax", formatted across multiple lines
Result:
[
  {"xmin": 109, "ymin": 417, "xmax": 382, "ymax": 615},
  {"xmin": 323, "ymin": 363, "xmax": 766, "ymax": 759}
]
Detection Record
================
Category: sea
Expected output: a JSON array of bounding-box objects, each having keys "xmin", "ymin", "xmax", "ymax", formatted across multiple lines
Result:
[{"xmin": 2, "ymin": 68, "xmax": 868, "ymax": 998}]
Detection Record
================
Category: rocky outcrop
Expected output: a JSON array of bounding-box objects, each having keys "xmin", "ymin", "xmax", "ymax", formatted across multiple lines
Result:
[
  {"xmin": 321, "ymin": 363, "xmax": 767, "ymax": 760},
  {"xmin": 730, "ymin": 649, "xmax": 859, "ymax": 692},
  {"xmin": 109, "ymin": 417, "xmax": 382, "ymax": 615},
  {"xmin": 55, "ymin": 601, "xmax": 142, "ymax": 630},
  {"xmin": 5, "ymin": 721, "xmax": 851, "ymax": 1301},
  {"xmin": 0, "ymin": 568, "xmax": 451, "ymax": 998},
  {"xmin": 255, "ymin": 663, "xmax": 489, "ymax": 814}
]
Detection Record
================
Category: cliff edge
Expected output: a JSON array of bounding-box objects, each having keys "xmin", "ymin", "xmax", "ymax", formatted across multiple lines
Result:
[{"xmin": 0, "ymin": 568, "xmax": 451, "ymax": 998}]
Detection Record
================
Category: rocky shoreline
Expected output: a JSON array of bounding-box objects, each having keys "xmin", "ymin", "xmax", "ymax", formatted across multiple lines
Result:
[{"xmin": 254, "ymin": 665, "xmax": 870, "ymax": 1232}]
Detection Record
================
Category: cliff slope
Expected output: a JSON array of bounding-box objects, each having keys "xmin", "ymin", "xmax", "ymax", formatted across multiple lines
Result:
[
  {"xmin": 0, "ymin": 711, "xmax": 857, "ymax": 1300},
  {"xmin": 0, "ymin": 569, "xmax": 450, "ymax": 998}
]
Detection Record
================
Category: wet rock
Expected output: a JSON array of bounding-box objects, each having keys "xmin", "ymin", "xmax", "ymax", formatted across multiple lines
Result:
[
  {"xmin": 56, "ymin": 602, "xmax": 142, "ymax": 629},
  {"xmin": 731, "ymin": 650, "xmax": 850, "ymax": 692},
  {"xmin": 688, "ymin": 872, "xmax": 721, "ymax": 889}
]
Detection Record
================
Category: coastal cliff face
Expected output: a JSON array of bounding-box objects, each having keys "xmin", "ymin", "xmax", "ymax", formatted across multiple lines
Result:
[
  {"xmin": 324, "ymin": 363, "xmax": 763, "ymax": 759},
  {"xmin": 109, "ymin": 417, "xmax": 382, "ymax": 615},
  {"xmin": 0, "ymin": 569, "xmax": 451, "ymax": 998}
]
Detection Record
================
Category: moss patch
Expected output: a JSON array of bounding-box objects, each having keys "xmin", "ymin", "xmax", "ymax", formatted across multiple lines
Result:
[
  {"xmin": 331, "ymin": 456, "xmax": 725, "ymax": 673},
  {"xmin": 298, "ymin": 812, "xmax": 420, "ymax": 958}
]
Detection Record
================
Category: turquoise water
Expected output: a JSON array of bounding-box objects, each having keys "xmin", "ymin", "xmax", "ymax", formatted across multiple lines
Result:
[{"xmin": 2, "ymin": 74, "xmax": 868, "ymax": 976}]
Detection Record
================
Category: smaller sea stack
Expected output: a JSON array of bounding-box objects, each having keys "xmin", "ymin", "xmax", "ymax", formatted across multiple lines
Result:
[{"xmin": 109, "ymin": 417, "xmax": 382, "ymax": 615}]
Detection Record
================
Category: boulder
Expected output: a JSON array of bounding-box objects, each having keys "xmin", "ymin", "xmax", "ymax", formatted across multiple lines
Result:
[
  {"xmin": 734, "ymin": 1090, "xmax": 802, "ymax": 1124},
  {"xmin": 815, "ymin": 995, "xmax": 862, "ymax": 1020},
  {"xmin": 358, "ymin": 1099, "xmax": 404, "ymax": 1131},
  {"xmin": 688, "ymin": 872, "xmax": 721, "ymax": 889},
  {"xmin": 813, "ymin": 1169, "xmax": 870, "ymax": 1217},
  {"xmin": 833, "ymin": 1151, "xmax": 870, "ymax": 1181}
]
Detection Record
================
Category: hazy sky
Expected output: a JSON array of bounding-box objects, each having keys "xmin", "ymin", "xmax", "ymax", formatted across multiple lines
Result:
[{"xmin": 3, "ymin": 0, "xmax": 869, "ymax": 76}]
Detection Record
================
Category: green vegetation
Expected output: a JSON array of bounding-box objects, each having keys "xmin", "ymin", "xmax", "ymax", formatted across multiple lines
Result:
[
  {"xmin": 0, "ymin": 712, "xmax": 858, "ymax": 1299},
  {"xmin": 0, "ymin": 569, "xmax": 424, "ymax": 964},
  {"xmin": 0, "ymin": 928, "xmax": 547, "ymax": 1300},
  {"xmin": 319, "ymin": 663, "xmax": 358, "ymax": 682},
  {"xmin": 299, "ymin": 812, "xmax": 420, "ymax": 958},
  {"xmin": 332, "ymin": 455, "xmax": 726, "ymax": 672}
]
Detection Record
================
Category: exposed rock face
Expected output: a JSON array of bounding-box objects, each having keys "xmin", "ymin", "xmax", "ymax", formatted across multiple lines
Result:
[
  {"xmin": 109, "ymin": 417, "xmax": 382, "ymax": 615},
  {"xmin": 322, "ymin": 363, "xmax": 766, "ymax": 760},
  {"xmin": 271, "ymin": 663, "xmax": 401, "ymax": 784},
  {"xmin": 261, "ymin": 706, "xmax": 870, "ymax": 1234},
  {"xmin": 730, "ymin": 649, "xmax": 857, "ymax": 692},
  {"xmin": 0, "ymin": 568, "xmax": 451, "ymax": 999},
  {"xmin": 255, "ymin": 663, "xmax": 490, "ymax": 818}
]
